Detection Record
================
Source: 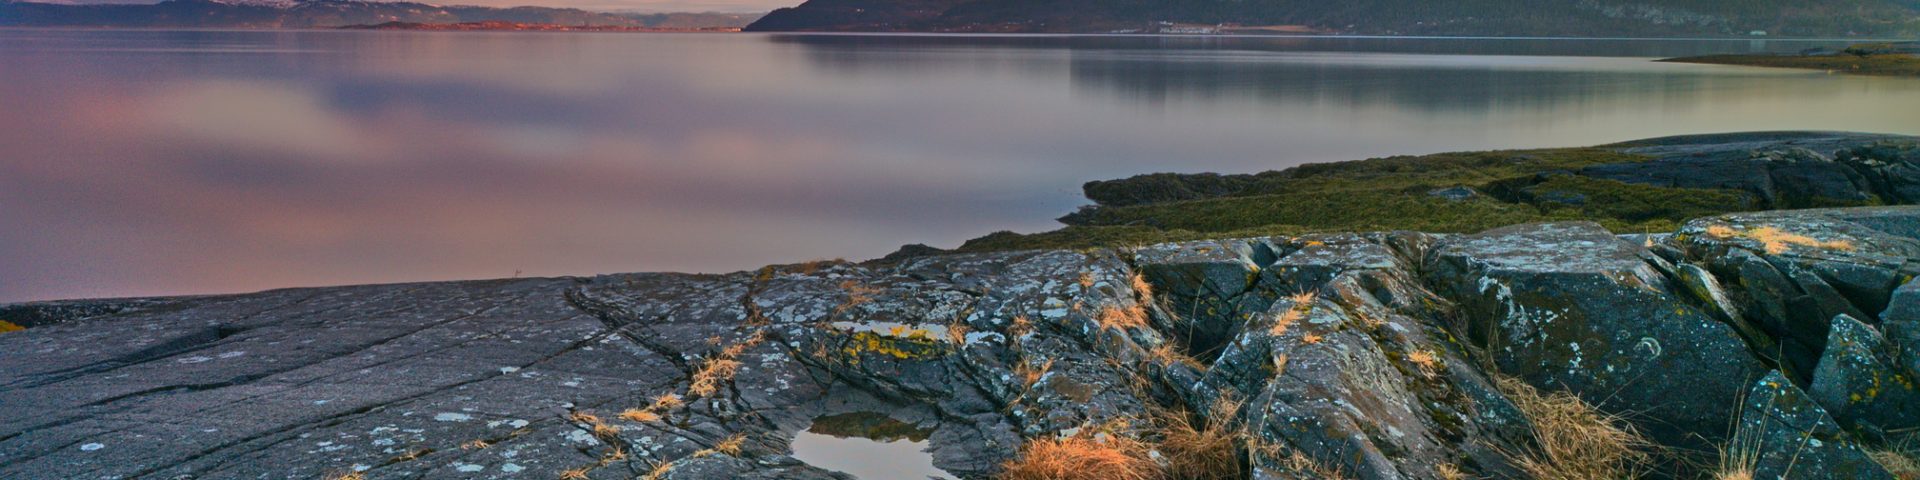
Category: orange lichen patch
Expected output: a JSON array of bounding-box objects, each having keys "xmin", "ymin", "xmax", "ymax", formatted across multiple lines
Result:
[
  {"xmin": 997, "ymin": 432, "xmax": 1158, "ymax": 480},
  {"xmin": 1097, "ymin": 305, "xmax": 1150, "ymax": 331},
  {"xmin": 1710, "ymin": 225, "xmax": 1857, "ymax": 255},
  {"xmin": 1130, "ymin": 273, "xmax": 1156, "ymax": 305},
  {"xmin": 1746, "ymin": 226, "xmax": 1855, "ymax": 254},
  {"xmin": 0, "ymin": 320, "xmax": 23, "ymax": 334},
  {"xmin": 620, "ymin": 408, "xmax": 662, "ymax": 423}
]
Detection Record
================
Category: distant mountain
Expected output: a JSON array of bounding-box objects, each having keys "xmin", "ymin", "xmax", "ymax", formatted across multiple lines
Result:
[
  {"xmin": 0, "ymin": 0, "xmax": 761, "ymax": 29},
  {"xmin": 747, "ymin": 0, "xmax": 1920, "ymax": 37}
]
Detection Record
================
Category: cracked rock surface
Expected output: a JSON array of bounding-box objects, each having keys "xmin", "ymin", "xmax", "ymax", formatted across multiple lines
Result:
[{"xmin": 3, "ymin": 206, "xmax": 1918, "ymax": 479}]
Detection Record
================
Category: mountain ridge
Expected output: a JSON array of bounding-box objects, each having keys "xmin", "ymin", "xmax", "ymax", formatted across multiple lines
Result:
[
  {"xmin": 746, "ymin": 0, "xmax": 1920, "ymax": 37},
  {"xmin": 0, "ymin": 0, "xmax": 762, "ymax": 28}
]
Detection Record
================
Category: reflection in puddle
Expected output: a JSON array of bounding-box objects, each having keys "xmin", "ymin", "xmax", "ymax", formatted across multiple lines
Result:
[{"xmin": 791, "ymin": 412, "xmax": 951, "ymax": 480}]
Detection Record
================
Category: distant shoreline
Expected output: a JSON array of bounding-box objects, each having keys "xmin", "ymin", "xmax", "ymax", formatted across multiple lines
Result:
[
  {"xmin": 1661, "ymin": 42, "xmax": 1920, "ymax": 77},
  {"xmin": 338, "ymin": 21, "xmax": 739, "ymax": 32}
]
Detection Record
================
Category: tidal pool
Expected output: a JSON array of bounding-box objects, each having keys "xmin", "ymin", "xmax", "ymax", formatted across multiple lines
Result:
[{"xmin": 790, "ymin": 412, "xmax": 951, "ymax": 479}]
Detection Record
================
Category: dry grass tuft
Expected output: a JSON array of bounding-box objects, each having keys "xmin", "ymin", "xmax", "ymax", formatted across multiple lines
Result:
[
  {"xmin": 460, "ymin": 439, "xmax": 491, "ymax": 450},
  {"xmin": 1405, "ymin": 350, "xmax": 1440, "ymax": 378},
  {"xmin": 1435, "ymin": 463, "xmax": 1466, "ymax": 480},
  {"xmin": 324, "ymin": 471, "xmax": 365, "ymax": 480},
  {"xmin": 559, "ymin": 467, "xmax": 592, "ymax": 480},
  {"xmin": 1713, "ymin": 419, "xmax": 1761, "ymax": 480},
  {"xmin": 1277, "ymin": 450, "xmax": 1346, "ymax": 479},
  {"xmin": 688, "ymin": 357, "xmax": 743, "ymax": 397},
  {"xmin": 1009, "ymin": 315, "xmax": 1034, "ymax": 337},
  {"xmin": 641, "ymin": 460, "xmax": 675, "ymax": 480},
  {"xmin": 1156, "ymin": 399, "xmax": 1247, "ymax": 480},
  {"xmin": 1079, "ymin": 271, "xmax": 1097, "ymax": 288},
  {"xmin": 1496, "ymin": 376, "xmax": 1651, "ymax": 480},
  {"xmin": 1149, "ymin": 343, "xmax": 1204, "ymax": 369},
  {"xmin": 620, "ymin": 408, "xmax": 662, "ymax": 423},
  {"xmin": 1015, "ymin": 359, "xmax": 1056, "ymax": 388},
  {"xmin": 1301, "ymin": 334, "xmax": 1324, "ymax": 345},
  {"xmin": 1707, "ymin": 225, "xmax": 1856, "ymax": 255},
  {"xmin": 1130, "ymin": 273, "xmax": 1155, "ymax": 304},
  {"xmin": 948, "ymin": 321, "xmax": 972, "ymax": 345},
  {"xmin": 713, "ymin": 433, "xmax": 748, "ymax": 456},
  {"xmin": 835, "ymin": 280, "xmax": 881, "ymax": 315},
  {"xmin": 1873, "ymin": 448, "xmax": 1920, "ymax": 480},
  {"xmin": 997, "ymin": 432, "xmax": 1159, "ymax": 480},
  {"xmin": 650, "ymin": 393, "xmax": 684, "ymax": 411},
  {"xmin": 1098, "ymin": 305, "xmax": 1150, "ymax": 331}
]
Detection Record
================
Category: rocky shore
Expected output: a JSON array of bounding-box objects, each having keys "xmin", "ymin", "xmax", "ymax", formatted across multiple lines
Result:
[{"xmin": 3, "ymin": 136, "xmax": 1919, "ymax": 479}]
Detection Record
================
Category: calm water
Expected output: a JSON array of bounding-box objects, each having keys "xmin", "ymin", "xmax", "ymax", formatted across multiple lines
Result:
[{"xmin": 4, "ymin": 30, "xmax": 1919, "ymax": 302}]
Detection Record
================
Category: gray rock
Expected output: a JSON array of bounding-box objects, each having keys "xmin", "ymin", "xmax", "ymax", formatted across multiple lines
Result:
[
  {"xmin": 1810, "ymin": 314, "xmax": 1920, "ymax": 441},
  {"xmin": 1734, "ymin": 370, "xmax": 1894, "ymax": 480},
  {"xmin": 1887, "ymin": 277, "xmax": 1920, "ymax": 381},
  {"xmin": 1426, "ymin": 221, "xmax": 1767, "ymax": 448}
]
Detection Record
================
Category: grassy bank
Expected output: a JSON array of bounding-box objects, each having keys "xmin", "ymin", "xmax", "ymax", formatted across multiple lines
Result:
[{"xmin": 956, "ymin": 146, "xmax": 1849, "ymax": 252}]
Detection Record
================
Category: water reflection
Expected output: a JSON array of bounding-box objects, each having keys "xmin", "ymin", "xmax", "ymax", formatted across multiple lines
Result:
[
  {"xmin": 791, "ymin": 412, "xmax": 949, "ymax": 480},
  {"xmin": 1, "ymin": 31, "xmax": 1916, "ymax": 302}
]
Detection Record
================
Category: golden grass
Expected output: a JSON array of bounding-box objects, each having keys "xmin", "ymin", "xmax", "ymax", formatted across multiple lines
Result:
[
  {"xmin": 714, "ymin": 433, "xmax": 748, "ymax": 456},
  {"xmin": 688, "ymin": 357, "xmax": 743, "ymax": 397},
  {"xmin": 835, "ymin": 280, "xmax": 881, "ymax": 315},
  {"xmin": 323, "ymin": 472, "xmax": 365, "ymax": 480},
  {"xmin": 0, "ymin": 320, "xmax": 23, "ymax": 334},
  {"xmin": 1405, "ymin": 350, "xmax": 1440, "ymax": 378},
  {"xmin": 620, "ymin": 408, "xmax": 662, "ymax": 423},
  {"xmin": 1435, "ymin": 463, "xmax": 1466, "ymax": 480},
  {"xmin": 1277, "ymin": 450, "xmax": 1346, "ymax": 479},
  {"xmin": 1873, "ymin": 449, "xmax": 1920, "ymax": 480},
  {"xmin": 1301, "ymin": 334, "xmax": 1323, "ymax": 345},
  {"xmin": 1156, "ymin": 399, "xmax": 1247, "ymax": 480},
  {"xmin": 1098, "ymin": 304, "xmax": 1150, "ymax": 331},
  {"xmin": 1130, "ymin": 273, "xmax": 1155, "ymax": 304},
  {"xmin": 1009, "ymin": 315, "xmax": 1034, "ymax": 337},
  {"xmin": 641, "ymin": 460, "xmax": 675, "ymax": 480},
  {"xmin": 460, "ymin": 439, "xmax": 491, "ymax": 450},
  {"xmin": 559, "ymin": 466, "xmax": 592, "ymax": 480},
  {"xmin": 650, "ymin": 393, "xmax": 684, "ymax": 411},
  {"xmin": 1271, "ymin": 291, "xmax": 1316, "ymax": 336},
  {"xmin": 1713, "ymin": 419, "xmax": 1761, "ymax": 480},
  {"xmin": 1149, "ymin": 343, "xmax": 1204, "ymax": 369},
  {"xmin": 948, "ymin": 321, "xmax": 972, "ymax": 345},
  {"xmin": 997, "ymin": 432, "xmax": 1159, "ymax": 480},
  {"xmin": 1495, "ymin": 377, "xmax": 1651, "ymax": 480},
  {"xmin": 1015, "ymin": 359, "xmax": 1056, "ymax": 388}
]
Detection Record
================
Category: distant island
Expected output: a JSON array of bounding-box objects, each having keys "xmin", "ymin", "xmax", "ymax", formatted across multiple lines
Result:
[
  {"xmin": 341, "ymin": 20, "xmax": 742, "ymax": 32},
  {"xmin": 0, "ymin": 0, "xmax": 761, "ymax": 29},
  {"xmin": 747, "ymin": 0, "xmax": 1920, "ymax": 37},
  {"xmin": 1663, "ymin": 42, "xmax": 1920, "ymax": 77}
]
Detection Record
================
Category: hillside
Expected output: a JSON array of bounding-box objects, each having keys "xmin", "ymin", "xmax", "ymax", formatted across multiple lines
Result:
[
  {"xmin": 747, "ymin": 0, "xmax": 1920, "ymax": 37},
  {"xmin": 0, "ymin": 0, "xmax": 761, "ymax": 29}
]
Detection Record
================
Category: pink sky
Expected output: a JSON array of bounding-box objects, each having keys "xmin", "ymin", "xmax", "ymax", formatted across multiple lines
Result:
[{"xmin": 41, "ymin": 0, "xmax": 790, "ymax": 13}]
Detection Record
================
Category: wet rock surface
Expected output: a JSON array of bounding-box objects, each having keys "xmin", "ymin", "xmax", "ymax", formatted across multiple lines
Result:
[{"xmin": 4, "ymin": 206, "xmax": 1919, "ymax": 479}]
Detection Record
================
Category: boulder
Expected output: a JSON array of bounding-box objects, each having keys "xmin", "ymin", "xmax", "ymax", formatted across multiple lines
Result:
[
  {"xmin": 1427, "ymin": 221, "xmax": 1767, "ymax": 447},
  {"xmin": 1810, "ymin": 314, "xmax": 1920, "ymax": 441},
  {"xmin": 1734, "ymin": 370, "xmax": 1894, "ymax": 480}
]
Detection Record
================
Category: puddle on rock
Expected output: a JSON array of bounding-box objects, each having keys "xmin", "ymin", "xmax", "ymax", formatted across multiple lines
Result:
[{"xmin": 791, "ymin": 412, "xmax": 952, "ymax": 480}]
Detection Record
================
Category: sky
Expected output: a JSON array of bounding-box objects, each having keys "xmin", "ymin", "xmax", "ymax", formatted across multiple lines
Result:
[{"xmin": 35, "ymin": 0, "xmax": 793, "ymax": 13}]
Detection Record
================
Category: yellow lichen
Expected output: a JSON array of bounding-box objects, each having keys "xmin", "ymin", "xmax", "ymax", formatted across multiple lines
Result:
[{"xmin": 0, "ymin": 320, "xmax": 22, "ymax": 334}]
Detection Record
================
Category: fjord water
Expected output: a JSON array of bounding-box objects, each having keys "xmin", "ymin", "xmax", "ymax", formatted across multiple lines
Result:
[{"xmin": 3, "ymin": 30, "xmax": 1918, "ymax": 302}]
